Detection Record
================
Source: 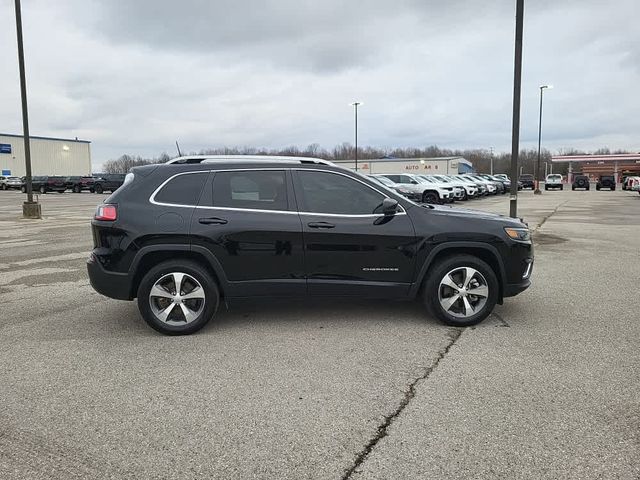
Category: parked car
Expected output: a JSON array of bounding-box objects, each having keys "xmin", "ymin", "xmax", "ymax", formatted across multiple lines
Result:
[
  {"xmin": 494, "ymin": 174, "xmax": 523, "ymax": 191},
  {"xmin": 0, "ymin": 176, "xmax": 22, "ymax": 190},
  {"xmin": 455, "ymin": 175, "xmax": 487, "ymax": 195},
  {"xmin": 431, "ymin": 174, "xmax": 476, "ymax": 200},
  {"xmin": 519, "ymin": 174, "xmax": 535, "ymax": 190},
  {"xmin": 596, "ymin": 175, "xmax": 615, "ymax": 191},
  {"xmin": 87, "ymin": 156, "xmax": 533, "ymax": 335},
  {"xmin": 544, "ymin": 174, "xmax": 563, "ymax": 190},
  {"xmin": 464, "ymin": 174, "xmax": 498, "ymax": 194},
  {"xmin": 21, "ymin": 175, "xmax": 67, "ymax": 194},
  {"xmin": 629, "ymin": 177, "xmax": 640, "ymax": 194},
  {"xmin": 415, "ymin": 175, "xmax": 461, "ymax": 202},
  {"xmin": 66, "ymin": 175, "xmax": 96, "ymax": 193},
  {"xmin": 91, "ymin": 174, "xmax": 126, "ymax": 194},
  {"xmin": 378, "ymin": 173, "xmax": 453, "ymax": 204},
  {"xmin": 477, "ymin": 174, "xmax": 506, "ymax": 194},
  {"xmin": 572, "ymin": 175, "xmax": 590, "ymax": 191},
  {"xmin": 368, "ymin": 175, "xmax": 422, "ymax": 202}
]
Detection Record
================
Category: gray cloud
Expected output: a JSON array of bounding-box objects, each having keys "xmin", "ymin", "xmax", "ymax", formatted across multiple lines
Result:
[{"xmin": 0, "ymin": 0, "xmax": 638, "ymax": 168}]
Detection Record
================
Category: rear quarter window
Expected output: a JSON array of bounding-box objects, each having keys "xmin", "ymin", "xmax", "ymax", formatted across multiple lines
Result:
[{"xmin": 154, "ymin": 172, "xmax": 208, "ymax": 206}]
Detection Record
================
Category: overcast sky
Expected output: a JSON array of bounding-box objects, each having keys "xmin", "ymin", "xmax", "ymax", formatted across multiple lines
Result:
[{"xmin": 1, "ymin": 0, "xmax": 638, "ymax": 167}]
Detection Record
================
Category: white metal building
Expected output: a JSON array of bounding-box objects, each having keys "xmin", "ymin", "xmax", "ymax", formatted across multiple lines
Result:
[
  {"xmin": 333, "ymin": 157, "xmax": 474, "ymax": 175},
  {"xmin": 0, "ymin": 133, "xmax": 92, "ymax": 177}
]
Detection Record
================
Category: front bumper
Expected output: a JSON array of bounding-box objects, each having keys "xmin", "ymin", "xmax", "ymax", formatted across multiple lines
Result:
[
  {"xmin": 503, "ymin": 279, "xmax": 531, "ymax": 297},
  {"xmin": 87, "ymin": 252, "xmax": 134, "ymax": 300}
]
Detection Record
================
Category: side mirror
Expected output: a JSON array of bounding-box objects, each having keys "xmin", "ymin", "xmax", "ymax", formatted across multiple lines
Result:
[{"xmin": 382, "ymin": 197, "xmax": 399, "ymax": 215}]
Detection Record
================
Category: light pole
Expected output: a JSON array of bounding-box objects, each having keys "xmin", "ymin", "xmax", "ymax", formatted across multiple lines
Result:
[
  {"xmin": 350, "ymin": 102, "xmax": 363, "ymax": 171},
  {"xmin": 490, "ymin": 147, "xmax": 494, "ymax": 175},
  {"xmin": 534, "ymin": 84, "xmax": 553, "ymax": 195},
  {"xmin": 13, "ymin": 0, "xmax": 40, "ymax": 218},
  {"xmin": 509, "ymin": 0, "xmax": 524, "ymax": 218}
]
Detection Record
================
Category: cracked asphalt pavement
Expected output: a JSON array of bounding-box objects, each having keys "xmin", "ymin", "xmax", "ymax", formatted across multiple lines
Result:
[{"xmin": 1, "ymin": 188, "xmax": 638, "ymax": 479}]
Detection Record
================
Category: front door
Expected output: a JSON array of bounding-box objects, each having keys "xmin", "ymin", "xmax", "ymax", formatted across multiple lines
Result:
[
  {"xmin": 190, "ymin": 169, "xmax": 306, "ymax": 297},
  {"xmin": 292, "ymin": 169, "xmax": 417, "ymax": 297}
]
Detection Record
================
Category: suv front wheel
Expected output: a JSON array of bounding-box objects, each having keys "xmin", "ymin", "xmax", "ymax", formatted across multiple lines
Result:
[
  {"xmin": 137, "ymin": 260, "xmax": 219, "ymax": 335},
  {"xmin": 424, "ymin": 254, "xmax": 499, "ymax": 327}
]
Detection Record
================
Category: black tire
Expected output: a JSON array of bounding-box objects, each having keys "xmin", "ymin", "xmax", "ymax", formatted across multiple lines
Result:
[
  {"xmin": 560, "ymin": 185, "xmax": 563, "ymax": 190},
  {"xmin": 611, "ymin": 186, "xmax": 615, "ymax": 191},
  {"xmin": 461, "ymin": 190, "xmax": 468, "ymax": 201},
  {"xmin": 73, "ymin": 185, "xmax": 81, "ymax": 193},
  {"xmin": 57, "ymin": 190, "xmax": 65, "ymax": 194},
  {"xmin": 596, "ymin": 185, "xmax": 601, "ymax": 191},
  {"xmin": 545, "ymin": 185, "xmax": 548, "ymax": 191},
  {"xmin": 586, "ymin": 186, "xmax": 590, "ymax": 191},
  {"xmin": 422, "ymin": 191, "xmax": 439, "ymax": 204},
  {"xmin": 94, "ymin": 184, "xmax": 103, "ymax": 194},
  {"xmin": 1, "ymin": 184, "xmax": 6, "ymax": 190},
  {"xmin": 137, "ymin": 260, "xmax": 219, "ymax": 335},
  {"xmin": 21, "ymin": 185, "xmax": 26, "ymax": 193},
  {"xmin": 423, "ymin": 254, "xmax": 499, "ymax": 327},
  {"xmin": 39, "ymin": 185, "xmax": 46, "ymax": 194}
]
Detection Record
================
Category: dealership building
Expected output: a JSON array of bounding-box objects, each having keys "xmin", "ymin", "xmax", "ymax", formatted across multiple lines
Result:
[
  {"xmin": 334, "ymin": 156, "xmax": 474, "ymax": 175},
  {"xmin": 0, "ymin": 133, "xmax": 92, "ymax": 177},
  {"xmin": 552, "ymin": 153, "xmax": 640, "ymax": 183}
]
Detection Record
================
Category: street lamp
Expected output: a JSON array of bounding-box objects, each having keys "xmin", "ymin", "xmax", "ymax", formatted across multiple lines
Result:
[
  {"xmin": 534, "ymin": 84, "xmax": 553, "ymax": 195},
  {"xmin": 13, "ymin": 0, "xmax": 40, "ymax": 218},
  {"xmin": 349, "ymin": 102, "xmax": 363, "ymax": 171}
]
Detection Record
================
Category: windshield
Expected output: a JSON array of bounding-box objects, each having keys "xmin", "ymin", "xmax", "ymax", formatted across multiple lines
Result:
[
  {"xmin": 547, "ymin": 175, "xmax": 562, "ymax": 180},
  {"xmin": 416, "ymin": 176, "xmax": 435, "ymax": 184},
  {"xmin": 372, "ymin": 175, "xmax": 395, "ymax": 187}
]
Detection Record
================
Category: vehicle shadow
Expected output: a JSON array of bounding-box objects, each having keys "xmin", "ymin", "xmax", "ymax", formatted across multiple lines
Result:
[{"xmin": 106, "ymin": 296, "xmax": 441, "ymax": 337}]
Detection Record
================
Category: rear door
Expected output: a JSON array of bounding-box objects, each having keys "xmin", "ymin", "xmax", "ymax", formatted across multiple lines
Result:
[
  {"xmin": 293, "ymin": 169, "xmax": 416, "ymax": 297},
  {"xmin": 189, "ymin": 168, "xmax": 306, "ymax": 297}
]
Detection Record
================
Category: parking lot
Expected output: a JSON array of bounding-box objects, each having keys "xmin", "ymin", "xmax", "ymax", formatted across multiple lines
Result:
[{"xmin": 1, "ymin": 188, "xmax": 639, "ymax": 479}]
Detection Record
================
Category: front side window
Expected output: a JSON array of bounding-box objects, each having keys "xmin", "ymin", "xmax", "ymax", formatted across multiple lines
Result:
[
  {"xmin": 213, "ymin": 170, "xmax": 288, "ymax": 211},
  {"xmin": 297, "ymin": 171, "xmax": 386, "ymax": 215},
  {"xmin": 154, "ymin": 172, "xmax": 208, "ymax": 205}
]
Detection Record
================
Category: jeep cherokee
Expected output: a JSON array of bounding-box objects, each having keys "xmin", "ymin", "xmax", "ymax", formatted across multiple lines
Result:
[{"xmin": 87, "ymin": 156, "xmax": 533, "ymax": 335}]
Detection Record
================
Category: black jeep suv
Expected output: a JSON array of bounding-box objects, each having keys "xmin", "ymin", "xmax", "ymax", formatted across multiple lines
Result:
[
  {"xmin": 91, "ymin": 173, "xmax": 126, "ymax": 194},
  {"xmin": 572, "ymin": 175, "xmax": 590, "ymax": 190},
  {"xmin": 87, "ymin": 157, "xmax": 533, "ymax": 335},
  {"xmin": 519, "ymin": 174, "xmax": 535, "ymax": 190},
  {"xmin": 596, "ymin": 175, "xmax": 615, "ymax": 191},
  {"xmin": 21, "ymin": 175, "xmax": 67, "ymax": 193}
]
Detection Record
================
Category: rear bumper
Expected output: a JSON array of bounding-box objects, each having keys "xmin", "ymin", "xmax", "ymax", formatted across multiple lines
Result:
[{"xmin": 87, "ymin": 252, "xmax": 134, "ymax": 300}]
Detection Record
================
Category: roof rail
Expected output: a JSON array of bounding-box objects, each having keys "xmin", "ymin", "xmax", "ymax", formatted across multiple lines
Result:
[{"xmin": 166, "ymin": 155, "xmax": 334, "ymax": 166}]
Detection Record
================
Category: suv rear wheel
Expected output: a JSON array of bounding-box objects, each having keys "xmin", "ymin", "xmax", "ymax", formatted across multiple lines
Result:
[
  {"xmin": 137, "ymin": 260, "xmax": 219, "ymax": 335},
  {"xmin": 94, "ymin": 184, "xmax": 104, "ymax": 194},
  {"xmin": 423, "ymin": 254, "xmax": 498, "ymax": 327},
  {"xmin": 422, "ymin": 191, "xmax": 438, "ymax": 204}
]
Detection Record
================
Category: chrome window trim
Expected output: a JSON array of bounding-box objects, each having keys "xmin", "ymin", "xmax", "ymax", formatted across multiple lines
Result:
[{"xmin": 149, "ymin": 167, "xmax": 407, "ymax": 217}]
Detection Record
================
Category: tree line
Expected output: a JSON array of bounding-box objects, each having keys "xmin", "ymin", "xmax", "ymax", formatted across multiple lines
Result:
[{"xmin": 101, "ymin": 145, "xmax": 634, "ymax": 175}]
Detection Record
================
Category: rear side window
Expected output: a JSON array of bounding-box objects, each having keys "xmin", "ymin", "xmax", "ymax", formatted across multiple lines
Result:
[
  {"xmin": 213, "ymin": 170, "xmax": 288, "ymax": 211},
  {"xmin": 154, "ymin": 172, "xmax": 208, "ymax": 205}
]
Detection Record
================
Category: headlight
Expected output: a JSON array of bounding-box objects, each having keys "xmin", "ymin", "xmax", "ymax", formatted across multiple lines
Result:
[{"xmin": 504, "ymin": 227, "xmax": 531, "ymax": 242}]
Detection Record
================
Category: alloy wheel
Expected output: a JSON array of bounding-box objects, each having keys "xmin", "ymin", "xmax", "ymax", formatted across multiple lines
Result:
[
  {"xmin": 438, "ymin": 267, "xmax": 489, "ymax": 318},
  {"xmin": 149, "ymin": 272, "xmax": 206, "ymax": 326}
]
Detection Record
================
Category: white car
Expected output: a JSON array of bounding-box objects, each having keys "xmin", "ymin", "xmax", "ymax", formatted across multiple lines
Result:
[
  {"xmin": 464, "ymin": 174, "xmax": 497, "ymax": 194},
  {"xmin": 430, "ymin": 174, "xmax": 477, "ymax": 200},
  {"xmin": 0, "ymin": 176, "xmax": 22, "ymax": 190},
  {"xmin": 629, "ymin": 176, "xmax": 640, "ymax": 194},
  {"xmin": 545, "ymin": 174, "xmax": 563, "ymax": 190},
  {"xmin": 416, "ymin": 175, "xmax": 464, "ymax": 201},
  {"xmin": 378, "ymin": 173, "xmax": 454, "ymax": 204}
]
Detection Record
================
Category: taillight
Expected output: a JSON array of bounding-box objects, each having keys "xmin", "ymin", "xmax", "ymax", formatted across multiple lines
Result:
[{"xmin": 95, "ymin": 204, "xmax": 117, "ymax": 221}]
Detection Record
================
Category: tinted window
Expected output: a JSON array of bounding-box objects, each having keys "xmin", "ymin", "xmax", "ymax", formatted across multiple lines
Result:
[
  {"xmin": 298, "ymin": 171, "xmax": 385, "ymax": 215},
  {"xmin": 213, "ymin": 170, "xmax": 287, "ymax": 211},
  {"xmin": 155, "ymin": 172, "xmax": 208, "ymax": 205}
]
